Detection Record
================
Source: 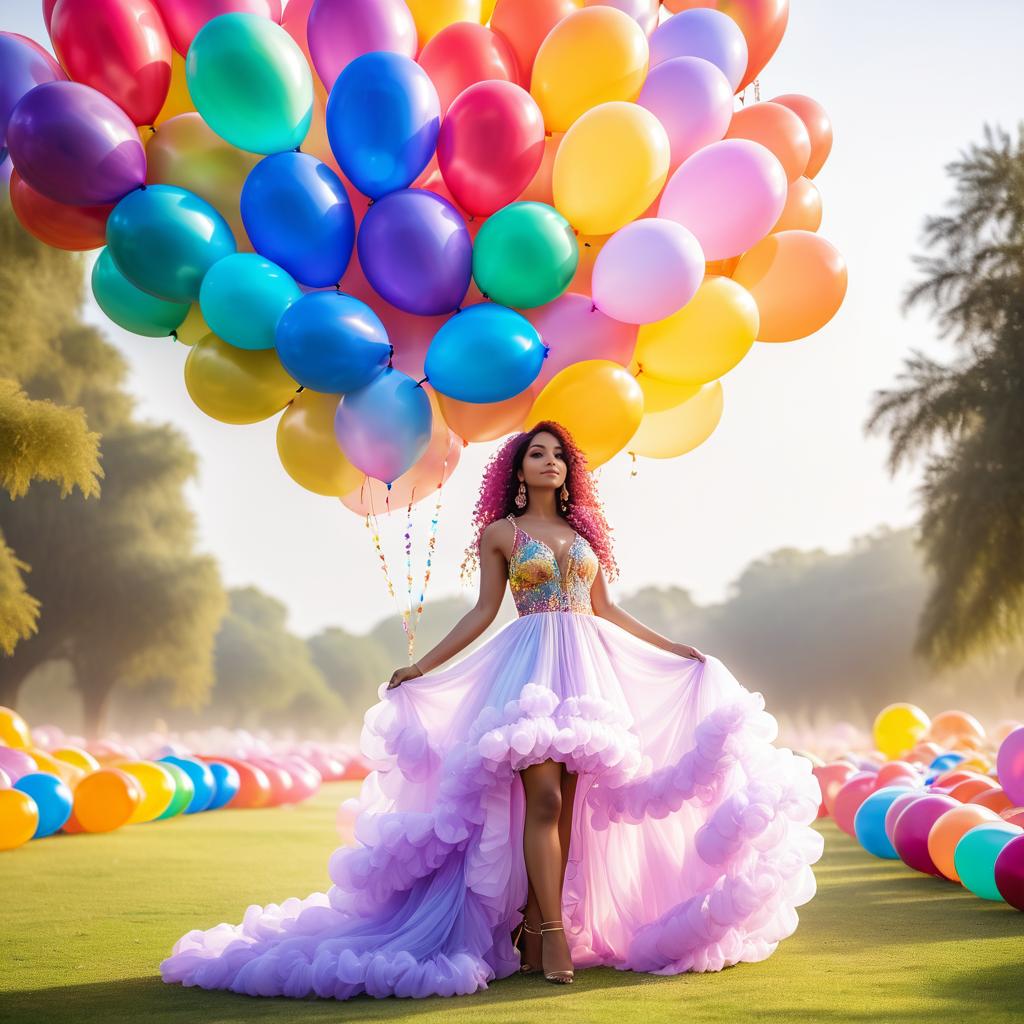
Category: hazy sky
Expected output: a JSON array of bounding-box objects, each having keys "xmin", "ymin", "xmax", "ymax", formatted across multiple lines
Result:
[{"xmin": 4, "ymin": 1, "xmax": 1022, "ymax": 642}]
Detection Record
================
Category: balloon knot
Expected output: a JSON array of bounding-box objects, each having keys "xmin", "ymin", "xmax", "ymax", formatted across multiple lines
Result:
[
  {"xmin": 416, "ymin": 376, "xmax": 428, "ymax": 387},
  {"xmin": 296, "ymin": 385, "xmax": 305, "ymax": 393}
]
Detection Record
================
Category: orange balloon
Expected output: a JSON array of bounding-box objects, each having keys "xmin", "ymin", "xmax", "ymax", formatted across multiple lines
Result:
[
  {"xmin": 770, "ymin": 93, "xmax": 833, "ymax": 178},
  {"xmin": 438, "ymin": 389, "xmax": 533, "ymax": 442},
  {"xmin": 928, "ymin": 804, "xmax": 1002, "ymax": 881},
  {"xmin": 73, "ymin": 769, "xmax": 142, "ymax": 832},
  {"xmin": 968, "ymin": 786, "xmax": 1013, "ymax": 814},
  {"xmin": 949, "ymin": 777, "xmax": 998, "ymax": 802},
  {"xmin": 725, "ymin": 101, "xmax": 810, "ymax": 182},
  {"xmin": 201, "ymin": 756, "xmax": 271, "ymax": 809},
  {"xmin": 732, "ymin": 230, "xmax": 847, "ymax": 342},
  {"xmin": 926, "ymin": 710, "xmax": 986, "ymax": 747},
  {"xmin": 518, "ymin": 131, "xmax": 562, "ymax": 205},
  {"xmin": 0, "ymin": 789, "xmax": 39, "ymax": 850},
  {"xmin": 491, "ymin": 0, "xmax": 582, "ymax": 84},
  {"xmin": 876, "ymin": 761, "xmax": 919, "ymax": 787},
  {"xmin": 772, "ymin": 176, "xmax": 822, "ymax": 233},
  {"xmin": 934, "ymin": 769, "xmax": 983, "ymax": 788},
  {"xmin": 1001, "ymin": 808, "xmax": 1024, "ymax": 828},
  {"xmin": 569, "ymin": 233, "xmax": 607, "ymax": 294}
]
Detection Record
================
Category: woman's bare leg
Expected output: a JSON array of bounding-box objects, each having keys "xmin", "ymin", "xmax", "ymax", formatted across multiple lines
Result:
[
  {"xmin": 558, "ymin": 768, "xmax": 579, "ymax": 888},
  {"xmin": 521, "ymin": 759, "xmax": 573, "ymax": 976}
]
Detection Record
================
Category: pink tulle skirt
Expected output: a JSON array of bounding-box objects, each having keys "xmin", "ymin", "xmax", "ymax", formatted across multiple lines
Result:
[{"xmin": 160, "ymin": 610, "xmax": 824, "ymax": 999}]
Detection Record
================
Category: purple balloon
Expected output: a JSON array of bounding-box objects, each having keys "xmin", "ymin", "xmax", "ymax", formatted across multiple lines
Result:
[
  {"xmin": 334, "ymin": 366, "xmax": 432, "ymax": 484},
  {"xmin": 994, "ymin": 834, "xmax": 1024, "ymax": 911},
  {"xmin": 308, "ymin": 0, "xmax": 417, "ymax": 91},
  {"xmin": 884, "ymin": 791, "xmax": 926, "ymax": 845},
  {"xmin": 6, "ymin": 80, "xmax": 146, "ymax": 206},
  {"xmin": 357, "ymin": 188, "xmax": 472, "ymax": 316},
  {"xmin": 0, "ymin": 32, "xmax": 66, "ymax": 144},
  {"xmin": 638, "ymin": 56, "xmax": 733, "ymax": 171},
  {"xmin": 997, "ymin": 726, "xmax": 1024, "ymax": 805},
  {"xmin": 649, "ymin": 9, "xmax": 749, "ymax": 90},
  {"xmin": 891, "ymin": 794, "xmax": 960, "ymax": 876},
  {"xmin": 0, "ymin": 746, "xmax": 37, "ymax": 784}
]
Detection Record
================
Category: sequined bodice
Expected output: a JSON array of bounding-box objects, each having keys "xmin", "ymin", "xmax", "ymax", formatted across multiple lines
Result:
[{"xmin": 506, "ymin": 514, "xmax": 598, "ymax": 616}]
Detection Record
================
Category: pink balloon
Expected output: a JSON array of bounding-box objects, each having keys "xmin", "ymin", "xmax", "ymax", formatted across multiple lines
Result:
[
  {"xmin": 307, "ymin": 0, "xmax": 417, "ymax": 92},
  {"xmin": 281, "ymin": 0, "xmax": 315, "ymax": 64},
  {"xmin": 524, "ymin": 292, "xmax": 638, "ymax": 393},
  {"xmin": 884, "ymin": 790, "xmax": 924, "ymax": 844},
  {"xmin": 0, "ymin": 767, "xmax": 10, "ymax": 789},
  {"xmin": 592, "ymin": 218, "xmax": 704, "ymax": 325},
  {"xmin": 659, "ymin": 138, "xmax": 788, "ymax": 260},
  {"xmin": 153, "ymin": 0, "xmax": 282, "ymax": 55},
  {"xmin": 0, "ymin": 746, "xmax": 37, "ymax": 783},
  {"xmin": 638, "ymin": 56, "xmax": 733, "ymax": 171},
  {"xmin": 832, "ymin": 772, "xmax": 878, "ymax": 838}
]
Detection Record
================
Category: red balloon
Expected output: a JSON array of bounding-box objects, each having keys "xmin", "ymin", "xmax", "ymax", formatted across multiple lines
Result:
[
  {"xmin": 418, "ymin": 22, "xmax": 520, "ymax": 113},
  {"xmin": 9, "ymin": 168, "xmax": 111, "ymax": 250},
  {"xmin": 43, "ymin": 0, "xmax": 59, "ymax": 30},
  {"xmin": 437, "ymin": 80, "xmax": 545, "ymax": 217},
  {"xmin": 770, "ymin": 93, "xmax": 833, "ymax": 179},
  {"xmin": 152, "ymin": 0, "xmax": 283, "ymax": 55},
  {"xmin": 50, "ymin": 0, "xmax": 172, "ymax": 126},
  {"xmin": 198, "ymin": 755, "xmax": 270, "ymax": 808}
]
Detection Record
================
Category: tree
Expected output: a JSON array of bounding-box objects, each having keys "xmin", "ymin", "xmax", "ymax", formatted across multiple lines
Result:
[{"xmin": 864, "ymin": 122, "xmax": 1024, "ymax": 671}]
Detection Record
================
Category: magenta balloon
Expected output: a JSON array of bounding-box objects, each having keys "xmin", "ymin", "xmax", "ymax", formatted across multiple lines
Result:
[
  {"xmin": 0, "ymin": 746, "xmax": 37, "ymax": 783},
  {"xmin": 649, "ymin": 8, "xmax": 748, "ymax": 90},
  {"xmin": 592, "ymin": 218, "xmax": 704, "ymax": 325},
  {"xmin": 891, "ymin": 794, "xmax": 960, "ymax": 876},
  {"xmin": 994, "ymin": 834, "xmax": 1024, "ymax": 911},
  {"xmin": 153, "ymin": 0, "xmax": 283, "ymax": 55},
  {"xmin": 6, "ymin": 80, "xmax": 146, "ymax": 205},
  {"xmin": 997, "ymin": 726, "xmax": 1024, "ymax": 805},
  {"xmin": 308, "ymin": 0, "xmax": 417, "ymax": 91},
  {"xmin": 638, "ymin": 56, "xmax": 733, "ymax": 171},
  {"xmin": 525, "ymin": 292, "xmax": 638, "ymax": 392},
  {"xmin": 658, "ymin": 138, "xmax": 787, "ymax": 261}
]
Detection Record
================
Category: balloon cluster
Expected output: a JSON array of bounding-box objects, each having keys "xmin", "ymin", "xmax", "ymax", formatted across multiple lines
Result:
[
  {"xmin": 805, "ymin": 706, "xmax": 1024, "ymax": 911},
  {"xmin": 2, "ymin": 0, "xmax": 846, "ymax": 508},
  {"xmin": 0, "ymin": 707, "xmax": 366, "ymax": 852}
]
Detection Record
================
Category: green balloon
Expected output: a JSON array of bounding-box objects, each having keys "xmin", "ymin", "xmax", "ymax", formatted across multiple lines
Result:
[
  {"xmin": 91, "ymin": 248, "xmax": 189, "ymax": 337},
  {"xmin": 472, "ymin": 201, "xmax": 578, "ymax": 309},
  {"xmin": 954, "ymin": 823, "xmax": 1020, "ymax": 900},
  {"xmin": 186, "ymin": 12, "xmax": 313, "ymax": 156},
  {"xmin": 154, "ymin": 761, "xmax": 195, "ymax": 821}
]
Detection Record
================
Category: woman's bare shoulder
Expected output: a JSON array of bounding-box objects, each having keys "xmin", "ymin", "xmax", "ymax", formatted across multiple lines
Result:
[{"xmin": 481, "ymin": 517, "xmax": 515, "ymax": 556}]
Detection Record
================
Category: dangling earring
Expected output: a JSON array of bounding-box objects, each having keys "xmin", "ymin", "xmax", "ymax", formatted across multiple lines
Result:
[
  {"xmin": 515, "ymin": 481, "xmax": 527, "ymax": 509},
  {"xmin": 560, "ymin": 484, "xmax": 569, "ymax": 513}
]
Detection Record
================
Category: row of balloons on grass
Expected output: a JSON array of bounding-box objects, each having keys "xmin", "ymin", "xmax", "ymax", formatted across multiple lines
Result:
[
  {"xmin": 0, "ymin": 707, "xmax": 370, "ymax": 851},
  {"xmin": 0, "ymin": 0, "xmax": 845, "ymax": 507},
  {"xmin": 803, "ymin": 706, "xmax": 1024, "ymax": 911}
]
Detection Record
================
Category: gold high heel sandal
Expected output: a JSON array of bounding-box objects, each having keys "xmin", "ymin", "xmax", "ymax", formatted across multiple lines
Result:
[
  {"xmin": 539, "ymin": 920, "xmax": 574, "ymax": 984},
  {"xmin": 511, "ymin": 908, "xmax": 541, "ymax": 973}
]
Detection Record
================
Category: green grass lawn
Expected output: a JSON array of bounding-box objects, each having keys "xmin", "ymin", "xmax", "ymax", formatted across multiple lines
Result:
[{"xmin": 2, "ymin": 782, "xmax": 1022, "ymax": 1024}]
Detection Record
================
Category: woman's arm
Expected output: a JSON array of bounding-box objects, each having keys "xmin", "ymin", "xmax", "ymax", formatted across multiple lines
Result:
[
  {"xmin": 590, "ymin": 565, "xmax": 705, "ymax": 661},
  {"xmin": 388, "ymin": 520, "xmax": 511, "ymax": 687}
]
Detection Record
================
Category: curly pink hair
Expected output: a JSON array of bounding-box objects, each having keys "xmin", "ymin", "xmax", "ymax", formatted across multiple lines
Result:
[{"xmin": 459, "ymin": 420, "xmax": 619, "ymax": 583}]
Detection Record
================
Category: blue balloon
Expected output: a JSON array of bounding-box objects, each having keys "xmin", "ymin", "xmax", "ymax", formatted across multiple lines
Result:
[
  {"xmin": 13, "ymin": 772, "xmax": 73, "ymax": 838},
  {"xmin": 853, "ymin": 785, "xmax": 914, "ymax": 859},
  {"xmin": 199, "ymin": 253, "xmax": 302, "ymax": 350},
  {"xmin": 929, "ymin": 753, "xmax": 965, "ymax": 772},
  {"xmin": 159, "ymin": 755, "xmax": 216, "ymax": 814},
  {"xmin": 241, "ymin": 152, "xmax": 355, "ymax": 287},
  {"xmin": 335, "ymin": 367, "xmax": 432, "ymax": 484},
  {"xmin": 0, "ymin": 34, "xmax": 65, "ymax": 145},
  {"xmin": 204, "ymin": 761, "xmax": 241, "ymax": 811},
  {"xmin": 425, "ymin": 304, "xmax": 547, "ymax": 403},
  {"xmin": 276, "ymin": 290, "xmax": 390, "ymax": 393},
  {"xmin": 106, "ymin": 184, "xmax": 236, "ymax": 303},
  {"xmin": 325, "ymin": 51, "xmax": 440, "ymax": 199}
]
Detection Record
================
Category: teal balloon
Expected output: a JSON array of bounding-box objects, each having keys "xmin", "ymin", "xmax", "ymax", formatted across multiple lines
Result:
[
  {"xmin": 954, "ymin": 822, "xmax": 1022, "ymax": 900},
  {"xmin": 200, "ymin": 253, "xmax": 302, "ymax": 350},
  {"xmin": 472, "ymin": 201, "xmax": 578, "ymax": 309},
  {"xmin": 853, "ymin": 785, "xmax": 912, "ymax": 859},
  {"xmin": 186, "ymin": 12, "xmax": 313, "ymax": 155},
  {"xmin": 106, "ymin": 184, "xmax": 236, "ymax": 303},
  {"xmin": 91, "ymin": 248, "xmax": 189, "ymax": 338}
]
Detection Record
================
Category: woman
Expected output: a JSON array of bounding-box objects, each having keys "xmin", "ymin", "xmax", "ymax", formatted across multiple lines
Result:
[{"xmin": 160, "ymin": 420, "xmax": 824, "ymax": 1000}]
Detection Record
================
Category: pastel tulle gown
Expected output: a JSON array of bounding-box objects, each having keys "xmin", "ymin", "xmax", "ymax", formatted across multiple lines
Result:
[{"xmin": 160, "ymin": 514, "xmax": 825, "ymax": 999}]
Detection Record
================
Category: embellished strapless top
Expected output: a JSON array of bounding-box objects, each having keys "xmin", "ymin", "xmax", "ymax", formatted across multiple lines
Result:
[{"xmin": 505, "ymin": 514, "xmax": 599, "ymax": 616}]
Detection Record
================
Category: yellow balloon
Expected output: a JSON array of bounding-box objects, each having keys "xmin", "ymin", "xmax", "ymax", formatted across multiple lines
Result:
[
  {"xmin": 0, "ymin": 706, "xmax": 31, "ymax": 748},
  {"xmin": 527, "ymin": 359, "xmax": 643, "ymax": 469},
  {"xmin": 277, "ymin": 389, "xmax": 364, "ymax": 497},
  {"xmin": 0, "ymin": 789, "xmax": 38, "ymax": 850},
  {"xmin": 873, "ymin": 703, "xmax": 931, "ymax": 760},
  {"xmin": 634, "ymin": 276, "xmax": 759, "ymax": 384},
  {"xmin": 51, "ymin": 746, "xmax": 101, "ymax": 773},
  {"xmin": 115, "ymin": 760, "xmax": 177, "ymax": 824},
  {"xmin": 26, "ymin": 747, "xmax": 64, "ymax": 775},
  {"xmin": 628, "ymin": 375, "xmax": 723, "ymax": 459},
  {"xmin": 406, "ymin": 0, "xmax": 481, "ymax": 44},
  {"xmin": 146, "ymin": 113, "xmax": 260, "ymax": 251},
  {"xmin": 175, "ymin": 304, "xmax": 210, "ymax": 347},
  {"xmin": 154, "ymin": 51, "xmax": 196, "ymax": 127},
  {"xmin": 553, "ymin": 101, "xmax": 669, "ymax": 235},
  {"xmin": 531, "ymin": 7, "xmax": 648, "ymax": 132},
  {"xmin": 481, "ymin": 0, "xmax": 498, "ymax": 21},
  {"xmin": 184, "ymin": 333, "xmax": 298, "ymax": 425}
]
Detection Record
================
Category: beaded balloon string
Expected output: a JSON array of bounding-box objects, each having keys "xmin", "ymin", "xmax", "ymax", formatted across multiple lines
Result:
[{"xmin": 363, "ymin": 453, "xmax": 450, "ymax": 664}]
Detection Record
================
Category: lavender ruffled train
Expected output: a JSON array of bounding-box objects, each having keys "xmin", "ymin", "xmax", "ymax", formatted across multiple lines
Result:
[{"xmin": 160, "ymin": 611, "xmax": 824, "ymax": 999}]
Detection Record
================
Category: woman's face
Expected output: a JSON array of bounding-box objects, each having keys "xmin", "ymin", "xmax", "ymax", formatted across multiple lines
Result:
[{"xmin": 518, "ymin": 430, "xmax": 568, "ymax": 491}]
